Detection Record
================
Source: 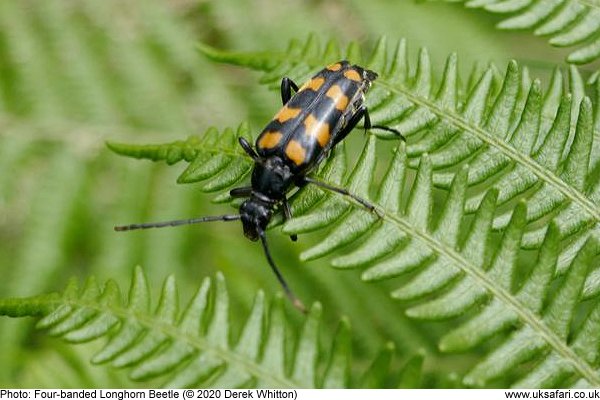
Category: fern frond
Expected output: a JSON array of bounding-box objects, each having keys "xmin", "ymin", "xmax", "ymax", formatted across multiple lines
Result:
[
  {"xmin": 109, "ymin": 37, "xmax": 600, "ymax": 387},
  {"xmin": 107, "ymin": 123, "xmax": 254, "ymax": 200},
  {"xmin": 434, "ymin": 0, "xmax": 600, "ymax": 72},
  {"xmin": 197, "ymin": 35, "xmax": 600, "ymax": 272},
  {"xmin": 287, "ymin": 137, "xmax": 600, "ymax": 387},
  {"xmin": 0, "ymin": 267, "xmax": 416, "ymax": 388},
  {"xmin": 110, "ymin": 121, "xmax": 600, "ymax": 386},
  {"xmin": 468, "ymin": 236, "xmax": 600, "ymax": 388}
]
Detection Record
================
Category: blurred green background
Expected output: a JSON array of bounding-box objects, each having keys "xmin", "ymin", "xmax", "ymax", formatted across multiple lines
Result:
[{"xmin": 0, "ymin": 0, "xmax": 591, "ymax": 388}]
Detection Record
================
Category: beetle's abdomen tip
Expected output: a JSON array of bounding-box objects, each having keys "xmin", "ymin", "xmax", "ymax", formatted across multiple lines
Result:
[{"xmin": 365, "ymin": 69, "xmax": 378, "ymax": 81}]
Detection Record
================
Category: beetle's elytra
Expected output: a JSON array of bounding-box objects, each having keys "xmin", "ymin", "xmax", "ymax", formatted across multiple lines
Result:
[
  {"xmin": 256, "ymin": 61, "xmax": 379, "ymax": 172},
  {"xmin": 115, "ymin": 60, "xmax": 404, "ymax": 312}
]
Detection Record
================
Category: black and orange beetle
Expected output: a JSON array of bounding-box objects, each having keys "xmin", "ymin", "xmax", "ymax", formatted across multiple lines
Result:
[{"xmin": 115, "ymin": 61, "xmax": 404, "ymax": 311}]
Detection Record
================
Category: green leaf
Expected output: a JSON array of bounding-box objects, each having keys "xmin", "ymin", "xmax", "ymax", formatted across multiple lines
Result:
[
  {"xmin": 397, "ymin": 351, "xmax": 425, "ymax": 389},
  {"xmin": 321, "ymin": 318, "xmax": 351, "ymax": 389},
  {"xmin": 464, "ymin": 236, "xmax": 599, "ymax": 387},
  {"xmin": 107, "ymin": 123, "xmax": 254, "ymax": 191},
  {"xmin": 196, "ymin": 34, "xmax": 600, "ymax": 282},
  {"xmin": 360, "ymin": 342, "xmax": 396, "ymax": 389},
  {"xmin": 435, "ymin": 0, "xmax": 600, "ymax": 73},
  {"xmin": 0, "ymin": 267, "xmax": 411, "ymax": 388},
  {"xmin": 110, "ymin": 36, "xmax": 600, "ymax": 387}
]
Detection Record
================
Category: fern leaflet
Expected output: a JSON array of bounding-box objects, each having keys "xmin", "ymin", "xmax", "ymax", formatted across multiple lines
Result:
[
  {"xmin": 0, "ymin": 267, "xmax": 419, "ymax": 388},
  {"xmin": 433, "ymin": 0, "xmax": 600, "ymax": 75}
]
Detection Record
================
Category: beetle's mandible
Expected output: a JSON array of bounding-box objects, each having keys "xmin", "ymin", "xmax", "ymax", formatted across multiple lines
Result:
[{"xmin": 115, "ymin": 61, "xmax": 404, "ymax": 312}]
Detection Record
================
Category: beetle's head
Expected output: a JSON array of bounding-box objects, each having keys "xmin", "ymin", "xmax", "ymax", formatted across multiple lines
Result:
[{"xmin": 239, "ymin": 198, "xmax": 273, "ymax": 241}]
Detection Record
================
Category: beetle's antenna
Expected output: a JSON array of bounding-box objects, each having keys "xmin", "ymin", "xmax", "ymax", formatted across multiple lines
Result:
[
  {"xmin": 258, "ymin": 229, "xmax": 307, "ymax": 313},
  {"xmin": 114, "ymin": 214, "xmax": 241, "ymax": 231}
]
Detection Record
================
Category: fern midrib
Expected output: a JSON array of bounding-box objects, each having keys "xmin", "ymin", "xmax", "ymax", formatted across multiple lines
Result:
[
  {"xmin": 0, "ymin": 115, "xmax": 255, "ymax": 163},
  {"xmin": 376, "ymin": 79, "xmax": 600, "ymax": 222},
  {"xmin": 59, "ymin": 298, "xmax": 299, "ymax": 388},
  {"xmin": 385, "ymin": 206, "xmax": 599, "ymax": 385},
  {"xmin": 322, "ymin": 190, "xmax": 600, "ymax": 386},
  {"xmin": 187, "ymin": 143, "xmax": 257, "ymax": 160}
]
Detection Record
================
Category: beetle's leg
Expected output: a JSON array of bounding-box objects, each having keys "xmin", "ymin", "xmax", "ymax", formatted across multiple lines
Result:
[
  {"xmin": 330, "ymin": 105, "xmax": 367, "ymax": 149},
  {"xmin": 362, "ymin": 106, "xmax": 372, "ymax": 134},
  {"xmin": 282, "ymin": 198, "xmax": 298, "ymax": 242},
  {"xmin": 303, "ymin": 176, "xmax": 383, "ymax": 217},
  {"xmin": 362, "ymin": 108, "xmax": 406, "ymax": 141},
  {"xmin": 230, "ymin": 186, "xmax": 252, "ymax": 198},
  {"xmin": 238, "ymin": 137, "xmax": 261, "ymax": 161},
  {"xmin": 281, "ymin": 77, "xmax": 299, "ymax": 105}
]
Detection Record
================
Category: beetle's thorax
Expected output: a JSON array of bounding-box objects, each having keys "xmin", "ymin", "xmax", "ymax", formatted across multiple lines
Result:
[
  {"xmin": 239, "ymin": 156, "xmax": 294, "ymax": 241},
  {"xmin": 250, "ymin": 156, "xmax": 295, "ymax": 201}
]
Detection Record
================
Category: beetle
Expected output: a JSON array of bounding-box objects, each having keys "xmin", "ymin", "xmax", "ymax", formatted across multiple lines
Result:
[{"xmin": 115, "ymin": 60, "xmax": 404, "ymax": 312}]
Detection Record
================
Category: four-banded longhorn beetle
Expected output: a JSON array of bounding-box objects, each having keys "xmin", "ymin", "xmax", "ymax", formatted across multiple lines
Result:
[{"xmin": 115, "ymin": 60, "xmax": 404, "ymax": 312}]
